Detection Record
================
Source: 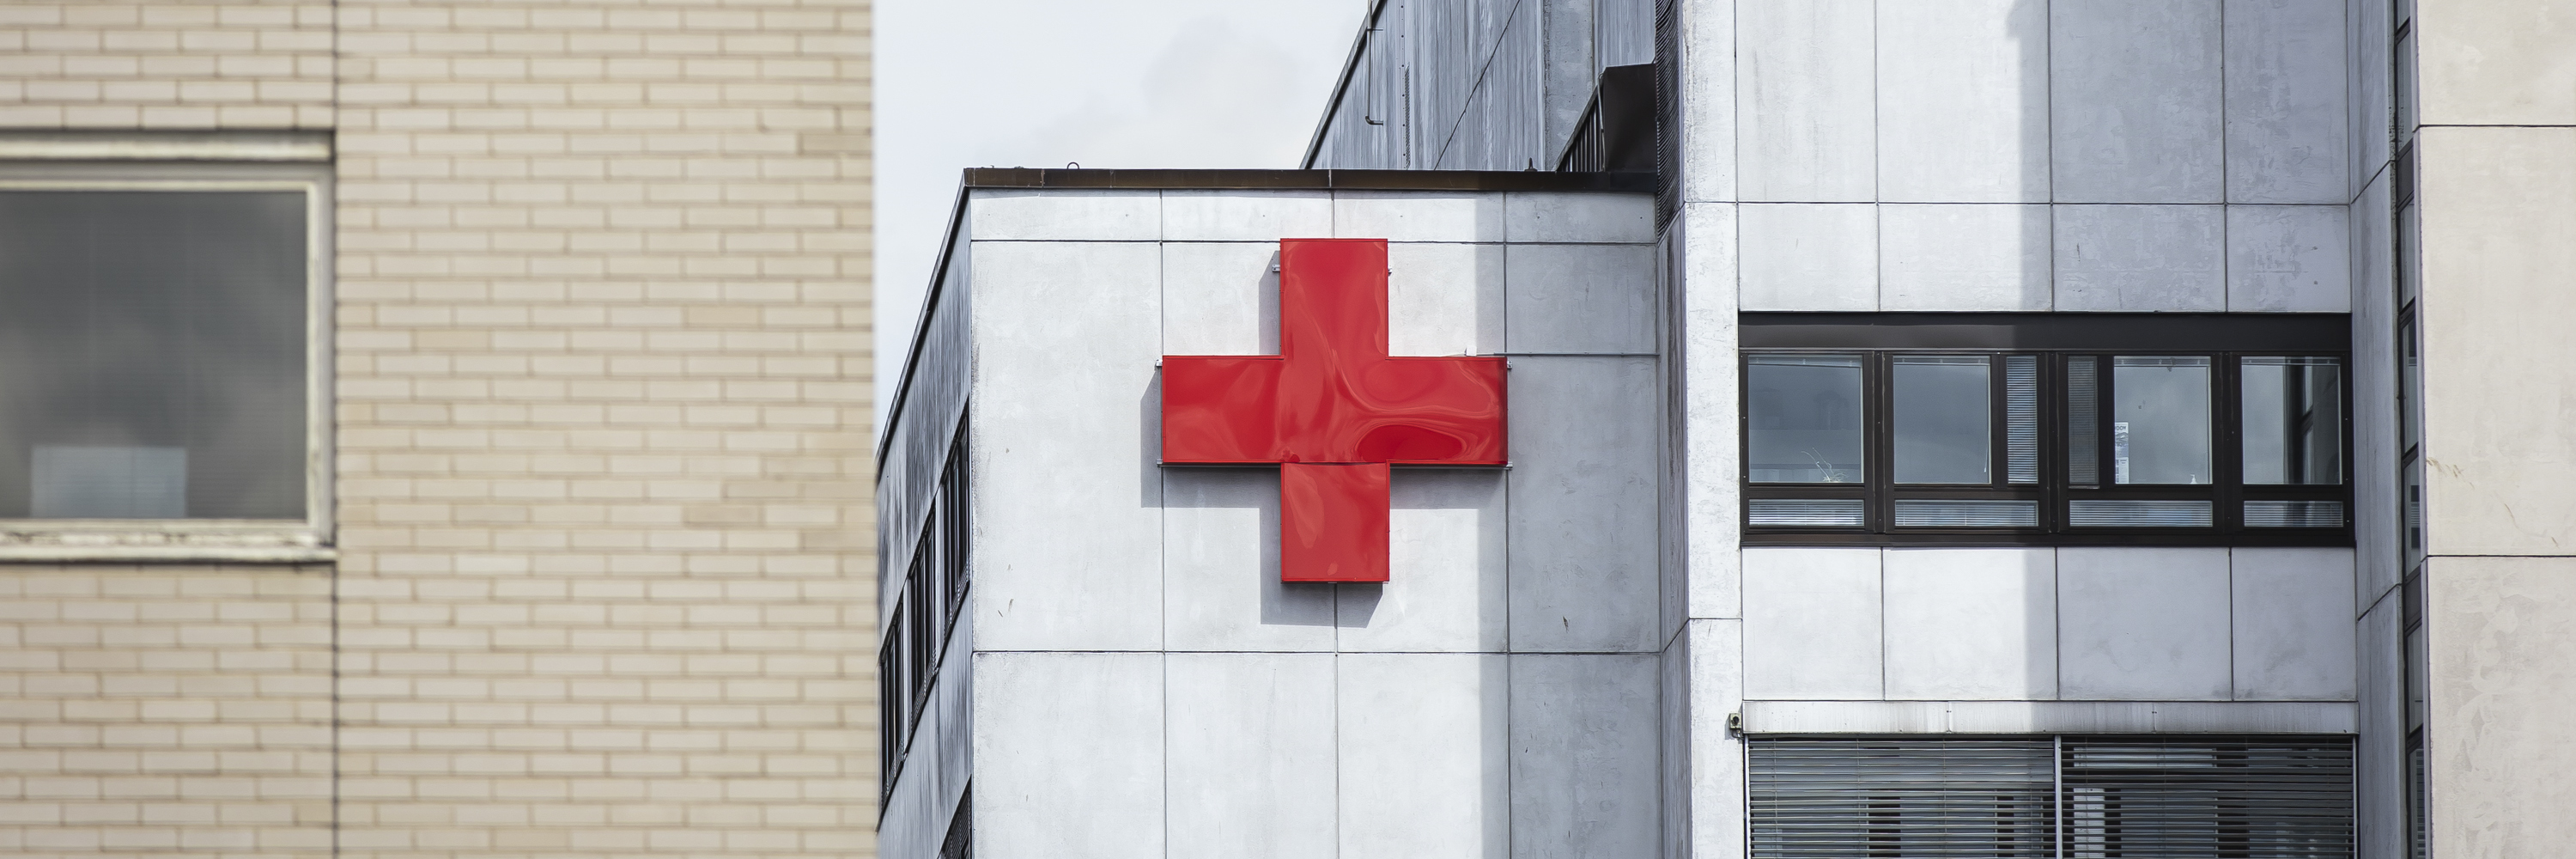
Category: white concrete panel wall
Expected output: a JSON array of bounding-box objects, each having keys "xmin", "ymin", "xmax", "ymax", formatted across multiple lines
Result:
[
  {"xmin": 1739, "ymin": 547, "xmax": 2356, "ymax": 706},
  {"xmin": 2225, "ymin": 0, "xmax": 2352, "ymax": 204},
  {"xmin": 2227, "ymin": 204, "xmax": 2353, "ymax": 312},
  {"xmin": 2058, "ymin": 548, "xmax": 2237, "ymax": 700},
  {"xmin": 1737, "ymin": 204, "xmax": 1875, "ymax": 311},
  {"xmin": 1339, "ymin": 654, "xmax": 1511, "ymax": 859},
  {"xmin": 2053, "ymin": 204, "xmax": 2229, "ymax": 311},
  {"xmin": 969, "ymin": 236, "xmax": 1165, "ymax": 652},
  {"xmin": 1736, "ymin": 0, "xmax": 1874, "ymax": 203},
  {"xmin": 1509, "ymin": 356, "xmax": 1662, "ymax": 652},
  {"xmin": 964, "ymin": 188, "xmax": 1666, "ymax": 857},
  {"xmin": 2231, "ymin": 548, "xmax": 2359, "ymax": 700},
  {"xmin": 2051, "ymin": 0, "xmax": 2226, "ymax": 204},
  {"xmin": 1741, "ymin": 549, "xmax": 1881, "ymax": 700},
  {"xmin": 1509, "ymin": 655, "xmax": 1662, "ymax": 859},
  {"xmin": 1165, "ymin": 654, "xmax": 1337, "ymax": 859},
  {"xmin": 1883, "ymin": 549, "xmax": 2058, "ymax": 701},
  {"xmin": 1726, "ymin": 0, "xmax": 2354, "ymax": 314},
  {"xmin": 1876, "ymin": 0, "xmax": 2051, "ymax": 204},
  {"xmin": 974, "ymin": 652, "xmax": 1163, "ymax": 859}
]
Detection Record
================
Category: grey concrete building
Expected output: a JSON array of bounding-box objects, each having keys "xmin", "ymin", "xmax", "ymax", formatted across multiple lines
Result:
[{"xmin": 878, "ymin": 0, "xmax": 2573, "ymax": 856}]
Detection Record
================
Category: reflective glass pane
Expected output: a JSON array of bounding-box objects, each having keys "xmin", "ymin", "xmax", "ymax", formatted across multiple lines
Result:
[
  {"xmin": 1893, "ymin": 356, "xmax": 1990, "ymax": 485},
  {"xmin": 0, "ymin": 191, "xmax": 308, "ymax": 519},
  {"xmin": 2111, "ymin": 356, "xmax": 2211, "ymax": 484},
  {"xmin": 1747, "ymin": 355, "xmax": 1863, "ymax": 484},
  {"xmin": 2242, "ymin": 356, "xmax": 2344, "ymax": 484}
]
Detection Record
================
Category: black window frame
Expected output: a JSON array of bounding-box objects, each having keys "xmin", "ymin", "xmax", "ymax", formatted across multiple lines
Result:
[{"xmin": 1741, "ymin": 314, "xmax": 2352, "ymax": 547}]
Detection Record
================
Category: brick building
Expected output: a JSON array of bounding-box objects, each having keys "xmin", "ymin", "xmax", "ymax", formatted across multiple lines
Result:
[{"xmin": 0, "ymin": 3, "xmax": 877, "ymax": 857}]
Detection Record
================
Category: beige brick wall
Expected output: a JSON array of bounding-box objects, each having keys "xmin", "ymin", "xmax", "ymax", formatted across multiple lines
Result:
[
  {"xmin": 0, "ymin": 1, "xmax": 877, "ymax": 856},
  {"xmin": 0, "ymin": 1, "xmax": 336, "ymax": 129},
  {"xmin": 0, "ymin": 568, "xmax": 335, "ymax": 859}
]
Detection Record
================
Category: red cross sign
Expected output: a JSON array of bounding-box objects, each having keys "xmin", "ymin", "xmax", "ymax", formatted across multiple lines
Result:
[{"xmin": 1161, "ymin": 238, "xmax": 1508, "ymax": 582}]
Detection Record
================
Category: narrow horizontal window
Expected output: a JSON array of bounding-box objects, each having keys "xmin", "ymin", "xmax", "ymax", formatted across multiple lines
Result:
[
  {"xmin": 2245, "ymin": 500, "xmax": 2345, "ymax": 528},
  {"xmin": 1894, "ymin": 499, "xmax": 2038, "ymax": 528},
  {"xmin": 2069, "ymin": 499, "xmax": 2215, "ymax": 528},
  {"xmin": 1746, "ymin": 344, "xmax": 2348, "ymax": 545},
  {"xmin": 1748, "ymin": 498, "xmax": 1866, "ymax": 527}
]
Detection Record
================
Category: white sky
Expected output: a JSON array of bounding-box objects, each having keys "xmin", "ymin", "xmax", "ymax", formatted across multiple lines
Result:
[{"xmin": 872, "ymin": 0, "xmax": 1373, "ymax": 426}]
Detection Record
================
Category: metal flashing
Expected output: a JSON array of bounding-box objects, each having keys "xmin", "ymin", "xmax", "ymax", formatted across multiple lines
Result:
[{"xmin": 960, "ymin": 168, "xmax": 1656, "ymax": 193}]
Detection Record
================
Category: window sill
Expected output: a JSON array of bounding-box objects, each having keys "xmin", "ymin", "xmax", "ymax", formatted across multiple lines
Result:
[{"xmin": 0, "ymin": 523, "xmax": 333, "ymax": 564}]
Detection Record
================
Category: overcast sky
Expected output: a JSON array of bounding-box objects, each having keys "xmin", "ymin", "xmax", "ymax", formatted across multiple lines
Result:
[{"xmin": 872, "ymin": 1, "xmax": 1371, "ymax": 424}]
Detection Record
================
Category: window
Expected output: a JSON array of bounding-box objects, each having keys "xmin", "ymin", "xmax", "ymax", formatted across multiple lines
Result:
[
  {"xmin": 1750, "ymin": 735, "xmax": 2357, "ymax": 859},
  {"xmin": 881, "ymin": 420, "xmax": 970, "ymax": 795},
  {"xmin": 0, "ymin": 166, "xmax": 325, "ymax": 538},
  {"xmin": 1742, "ymin": 315, "xmax": 2351, "ymax": 545}
]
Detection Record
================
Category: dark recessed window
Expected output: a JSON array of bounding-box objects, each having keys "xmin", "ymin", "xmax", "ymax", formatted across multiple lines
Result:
[
  {"xmin": 0, "ymin": 187, "xmax": 316, "ymax": 521},
  {"xmin": 1741, "ymin": 321, "xmax": 2351, "ymax": 545}
]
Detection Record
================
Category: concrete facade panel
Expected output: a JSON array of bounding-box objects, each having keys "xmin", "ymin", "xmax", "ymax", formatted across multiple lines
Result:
[
  {"xmin": 969, "ymin": 241, "xmax": 1164, "ymax": 651},
  {"xmin": 1674, "ymin": 204, "xmax": 1743, "ymax": 623},
  {"xmin": 1163, "ymin": 470, "xmax": 1336, "ymax": 652},
  {"xmin": 1388, "ymin": 242, "xmax": 1508, "ymax": 357},
  {"xmin": 2223, "ymin": 0, "xmax": 2351, "ymax": 204},
  {"xmin": 1504, "ymin": 192, "xmax": 1656, "ymax": 244},
  {"xmin": 2227, "ymin": 204, "xmax": 2352, "ymax": 312},
  {"xmin": 2417, "ymin": 126, "xmax": 2576, "ymax": 555},
  {"xmin": 1875, "ymin": 0, "xmax": 2052, "ymax": 204},
  {"xmin": 1735, "ymin": 0, "xmax": 1875, "ymax": 203},
  {"xmin": 1741, "ymin": 548, "xmax": 1882, "ymax": 700},
  {"xmin": 2057, "ymin": 547, "xmax": 2235, "ymax": 700},
  {"xmin": 1163, "ymin": 241, "xmax": 1280, "ymax": 356},
  {"xmin": 970, "ymin": 189, "xmax": 1160, "ymax": 241},
  {"xmin": 1337, "ymin": 653, "xmax": 1510, "ymax": 859},
  {"xmin": 1342, "ymin": 469, "xmax": 1510, "ymax": 653},
  {"xmin": 1883, "ymin": 548, "xmax": 2060, "ymax": 701},
  {"xmin": 2050, "ymin": 0, "xmax": 2226, "ymax": 204},
  {"xmin": 2416, "ymin": 0, "xmax": 2576, "ymax": 125},
  {"xmin": 1878, "ymin": 204, "xmax": 2054, "ymax": 311},
  {"xmin": 1504, "ymin": 242, "xmax": 1657, "ymax": 354},
  {"xmin": 974, "ymin": 651, "xmax": 1164, "ymax": 859},
  {"xmin": 1334, "ymin": 192, "xmax": 1508, "ymax": 242},
  {"xmin": 2052, "ymin": 204, "xmax": 2227, "ymax": 311},
  {"xmin": 1508, "ymin": 655, "xmax": 1661, "ymax": 859},
  {"xmin": 2229, "ymin": 547, "xmax": 2358, "ymax": 700},
  {"xmin": 1165, "ymin": 653, "xmax": 1339, "ymax": 859},
  {"xmin": 1684, "ymin": 618, "xmax": 1747, "ymax": 859},
  {"xmin": 2428, "ymin": 557, "xmax": 2576, "ymax": 857},
  {"xmin": 1507, "ymin": 356, "xmax": 1662, "ymax": 653},
  {"xmin": 1162, "ymin": 190, "xmax": 1333, "ymax": 243},
  {"xmin": 1738, "ymin": 204, "xmax": 1876, "ymax": 311}
]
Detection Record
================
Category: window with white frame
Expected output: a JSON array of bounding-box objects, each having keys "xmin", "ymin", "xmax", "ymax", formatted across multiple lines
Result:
[{"xmin": 0, "ymin": 163, "xmax": 325, "ymax": 528}]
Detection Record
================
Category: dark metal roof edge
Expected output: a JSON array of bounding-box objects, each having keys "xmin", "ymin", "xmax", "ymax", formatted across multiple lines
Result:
[
  {"xmin": 874, "ymin": 181, "xmax": 973, "ymax": 474},
  {"xmin": 1302, "ymin": 0, "xmax": 1395, "ymax": 170},
  {"xmin": 960, "ymin": 168, "xmax": 1657, "ymax": 193}
]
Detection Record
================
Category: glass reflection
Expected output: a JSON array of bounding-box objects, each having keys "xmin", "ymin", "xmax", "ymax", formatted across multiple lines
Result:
[
  {"xmin": 2111, "ymin": 356, "xmax": 2211, "ymax": 484},
  {"xmin": 1893, "ymin": 356, "xmax": 1990, "ymax": 484},
  {"xmin": 0, "ymin": 191, "xmax": 308, "ymax": 519},
  {"xmin": 2242, "ymin": 356, "xmax": 2344, "ymax": 484},
  {"xmin": 1747, "ymin": 355, "xmax": 1863, "ymax": 483}
]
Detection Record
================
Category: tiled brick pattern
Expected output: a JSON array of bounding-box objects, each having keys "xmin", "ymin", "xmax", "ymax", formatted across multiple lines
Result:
[
  {"xmin": 0, "ymin": 569, "xmax": 335, "ymax": 859},
  {"xmin": 0, "ymin": 2, "xmax": 877, "ymax": 857},
  {"xmin": 0, "ymin": 2, "xmax": 335, "ymax": 129},
  {"xmin": 331, "ymin": 2, "xmax": 873, "ymax": 857}
]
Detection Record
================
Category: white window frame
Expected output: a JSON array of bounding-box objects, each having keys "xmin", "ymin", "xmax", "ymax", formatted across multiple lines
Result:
[{"xmin": 0, "ymin": 136, "xmax": 333, "ymax": 563}]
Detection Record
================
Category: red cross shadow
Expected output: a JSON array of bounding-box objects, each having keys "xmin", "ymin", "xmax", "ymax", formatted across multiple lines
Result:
[{"xmin": 1161, "ymin": 238, "xmax": 1507, "ymax": 582}]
